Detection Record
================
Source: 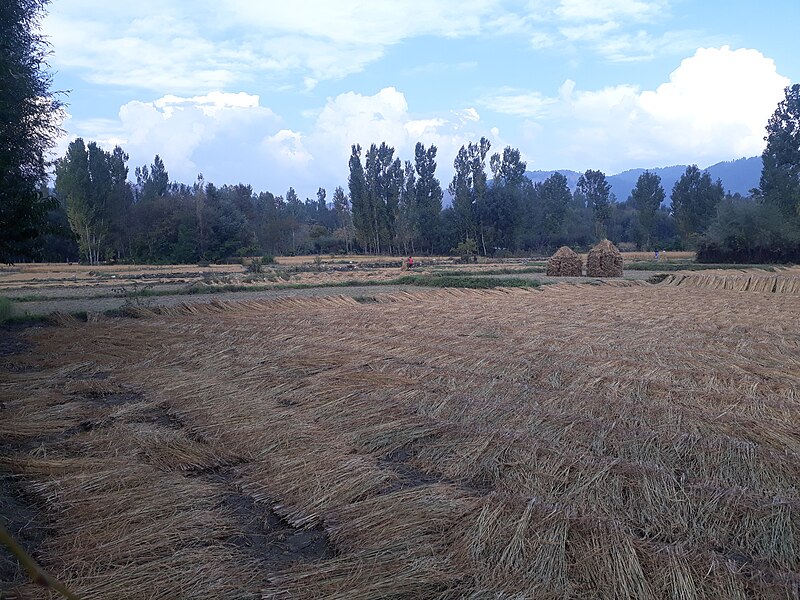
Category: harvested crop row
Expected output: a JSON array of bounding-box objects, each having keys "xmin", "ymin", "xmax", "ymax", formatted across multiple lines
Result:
[
  {"xmin": 2, "ymin": 282, "xmax": 799, "ymax": 598},
  {"xmin": 659, "ymin": 266, "xmax": 800, "ymax": 293}
]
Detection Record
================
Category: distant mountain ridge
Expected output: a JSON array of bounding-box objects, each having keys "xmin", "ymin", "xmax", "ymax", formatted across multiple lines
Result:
[{"xmin": 524, "ymin": 156, "xmax": 762, "ymax": 204}]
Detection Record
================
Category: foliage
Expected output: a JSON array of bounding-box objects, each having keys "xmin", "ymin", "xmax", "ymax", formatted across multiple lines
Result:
[
  {"xmin": 449, "ymin": 138, "xmax": 491, "ymax": 253},
  {"xmin": 452, "ymin": 238, "xmax": 478, "ymax": 262},
  {"xmin": 0, "ymin": 296, "xmax": 14, "ymax": 323},
  {"xmin": 394, "ymin": 274, "xmax": 540, "ymax": 289},
  {"xmin": 670, "ymin": 165, "xmax": 724, "ymax": 245},
  {"xmin": 55, "ymin": 139, "xmax": 132, "ymax": 263},
  {"xmin": 0, "ymin": 0, "xmax": 64, "ymax": 262},
  {"xmin": 697, "ymin": 198, "xmax": 800, "ymax": 263},
  {"xmin": 760, "ymin": 84, "xmax": 800, "ymax": 217},
  {"xmin": 629, "ymin": 171, "xmax": 665, "ymax": 248},
  {"xmin": 247, "ymin": 258, "xmax": 264, "ymax": 273},
  {"xmin": 576, "ymin": 169, "xmax": 611, "ymax": 238}
]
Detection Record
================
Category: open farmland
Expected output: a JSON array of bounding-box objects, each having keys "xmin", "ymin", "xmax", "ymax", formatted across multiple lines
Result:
[{"xmin": 2, "ymin": 275, "xmax": 800, "ymax": 598}]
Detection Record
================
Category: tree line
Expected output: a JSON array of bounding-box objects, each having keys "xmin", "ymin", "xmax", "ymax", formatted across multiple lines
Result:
[
  {"xmin": 37, "ymin": 124, "xmax": 795, "ymax": 264},
  {"xmin": 2, "ymin": 0, "xmax": 799, "ymax": 265}
]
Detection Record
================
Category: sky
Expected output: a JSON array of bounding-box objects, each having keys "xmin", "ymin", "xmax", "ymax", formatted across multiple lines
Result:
[{"xmin": 43, "ymin": 0, "xmax": 800, "ymax": 200}]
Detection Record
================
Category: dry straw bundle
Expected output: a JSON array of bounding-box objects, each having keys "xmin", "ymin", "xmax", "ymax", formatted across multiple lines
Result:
[
  {"xmin": 546, "ymin": 246, "xmax": 583, "ymax": 277},
  {"xmin": 586, "ymin": 239, "xmax": 623, "ymax": 277}
]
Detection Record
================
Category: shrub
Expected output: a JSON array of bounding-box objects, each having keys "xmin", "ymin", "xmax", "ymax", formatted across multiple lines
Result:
[
  {"xmin": 0, "ymin": 297, "xmax": 13, "ymax": 323},
  {"xmin": 262, "ymin": 254, "xmax": 276, "ymax": 265},
  {"xmin": 697, "ymin": 199, "xmax": 800, "ymax": 263}
]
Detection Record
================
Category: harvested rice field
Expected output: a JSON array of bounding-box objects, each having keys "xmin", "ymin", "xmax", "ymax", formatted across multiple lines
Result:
[{"xmin": 2, "ymin": 278, "xmax": 800, "ymax": 599}]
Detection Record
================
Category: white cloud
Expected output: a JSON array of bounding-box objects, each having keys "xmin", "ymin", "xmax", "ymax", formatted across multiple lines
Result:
[
  {"xmin": 43, "ymin": 0, "xmax": 505, "ymax": 92},
  {"xmin": 63, "ymin": 92, "xmax": 280, "ymax": 186},
  {"xmin": 307, "ymin": 87, "xmax": 496, "ymax": 189},
  {"xmin": 480, "ymin": 89, "xmax": 558, "ymax": 118},
  {"xmin": 554, "ymin": 0, "xmax": 668, "ymax": 22},
  {"xmin": 60, "ymin": 87, "xmax": 500, "ymax": 198},
  {"xmin": 504, "ymin": 46, "xmax": 790, "ymax": 171},
  {"xmin": 43, "ymin": 0, "xmax": 699, "ymax": 94}
]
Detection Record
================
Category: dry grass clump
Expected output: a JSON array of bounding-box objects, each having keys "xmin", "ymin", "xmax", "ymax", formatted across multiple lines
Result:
[
  {"xmin": 586, "ymin": 238, "xmax": 623, "ymax": 277},
  {"xmin": 3, "ymin": 279, "xmax": 800, "ymax": 598},
  {"xmin": 546, "ymin": 246, "xmax": 583, "ymax": 276}
]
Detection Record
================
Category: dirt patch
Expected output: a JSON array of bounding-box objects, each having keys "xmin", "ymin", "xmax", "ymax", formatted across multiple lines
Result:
[
  {"xmin": 222, "ymin": 492, "xmax": 333, "ymax": 568},
  {"xmin": 382, "ymin": 448, "xmax": 442, "ymax": 493},
  {"xmin": 198, "ymin": 466, "xmax": 333, "ymax": 574}
]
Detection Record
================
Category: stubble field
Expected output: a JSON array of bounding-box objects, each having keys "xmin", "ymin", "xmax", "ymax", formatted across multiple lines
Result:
[{"xmin": 2, "ymin": 270, "xmax": 799, "ymax": 599}]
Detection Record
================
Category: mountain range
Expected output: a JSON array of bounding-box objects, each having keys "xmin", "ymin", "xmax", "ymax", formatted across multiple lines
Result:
[{"xmin": 523, "ymin": 156, "xmax": 762, "ymax": 205}]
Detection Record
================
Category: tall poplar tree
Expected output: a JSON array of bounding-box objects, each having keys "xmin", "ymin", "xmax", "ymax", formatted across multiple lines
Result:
[{"xmin": 0, "ymin": 0, "xmax": 64, "ymax": 261}]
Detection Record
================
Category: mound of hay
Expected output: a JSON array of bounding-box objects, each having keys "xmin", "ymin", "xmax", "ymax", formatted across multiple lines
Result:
[
  {"xmin": 586, "ymin": 239, "xmax": 623, "ymax": 277},
  {"xmin": 547, "ymin": 246, "xmax": 583, "ymax": 277}
]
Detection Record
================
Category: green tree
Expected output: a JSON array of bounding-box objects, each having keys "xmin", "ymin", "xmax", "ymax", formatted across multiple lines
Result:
[
  {"xmin": 56, "ymin": 139, "xmax": 131, "ymax": 264},
  {"xmin": 0, "ymin": 0, "xmax": 64, "ymax": 262},
  {"xmin": 486, "ymin": 146, "xmax": 527, "ymax": 251},
  {"xmin": 135, "ymin": 155, "xmax": 169, "ymax": 202},
  {"xmin": 629, "ymin": 171, "xmax": 665, "ymax": 248},
  {"xmin": 760, "ymin": 84, "xmax": 800, "ymax": 217},
  {"xmin": 671, "ymin": 165, "xmax": 724, "ymax": 245},
  {"xmin": 413, "ymin": 143, "xmax": 443, "ymax": 253},
  {"xmin": 538, "ymin": 172, "xmax": 571, "ymax": 237},
  {"xmin": 577, "ymin": 169, "xmax": 612, "ymax": 239},
  {"xmin": 449, "ymin": 137, "xmax": 491, "ymax": 254},
  {"xmin": 332, "ymin": 186, "xmax": 352, "ymax": 253},
  {"xmin": 361, "ymin": 142, "xmax": 402, "ymax": 254},
  {"xmin": 396, "ymin": 160, "xmax": 416, "ymax": 254},
  {"xmin": 348, "ymin": 145, "xmax": 370, "ymax": 252}
]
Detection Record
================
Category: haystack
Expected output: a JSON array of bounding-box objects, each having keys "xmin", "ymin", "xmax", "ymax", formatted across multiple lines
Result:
[
  {"xmin": 586, "ymin": 239, "xmax": 623, "ymax": 277},
  {"xmin": 547, "ymin": 246, "xmax": 583, "ymax": 277}
]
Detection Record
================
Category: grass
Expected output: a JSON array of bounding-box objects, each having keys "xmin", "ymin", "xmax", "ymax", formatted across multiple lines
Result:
[
  {"xmin": 3, "ymin": 282, "xmax": 799, "ymax": 597},
  {"xmin": 421, "ymin": 265, "xmax": 547, "ymax": 276},
  {"xmin": 0, "ymin": 296, "xmax": 13, "ymax": 323},
  {"xmin": 625, "ymin": 260, "xmax": 778, "ymax": 271},
  {"xmin": 394, "ymin": 274, "xmax": 542, "ymax": 288}
]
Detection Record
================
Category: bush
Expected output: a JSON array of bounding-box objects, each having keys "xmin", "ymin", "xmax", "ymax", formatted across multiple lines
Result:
[
  {"xmin": 247, "ymin": 258, "xmax": 263, "ymax": 273},
  {"xmin": 697, "ymin": 199, "xmax": 800, "ymax": 263},
  {"xmin": 262, "ymin": 254, "xmax": 275, "ymax": 265},
  {"xmin": 0, "ymin": 297, "xmax": 13, "ymax": 323},
  {"xmin": 452, "ymin": 239, "xmax": 478, "ymax": 263}
]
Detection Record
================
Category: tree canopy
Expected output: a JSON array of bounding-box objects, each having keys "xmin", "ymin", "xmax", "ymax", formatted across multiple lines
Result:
[
  {"xmin": 760, "ymin": 84, "xmax": 800, "ymax": 217},
  {"xmin": 0, "ymin": 0, "xmax": 64, "ymax": 262}
]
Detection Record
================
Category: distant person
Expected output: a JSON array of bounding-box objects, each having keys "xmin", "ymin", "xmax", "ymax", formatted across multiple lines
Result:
[
  {"xmin": 408, "ymin": 256, "xmax": 414, "ymax": 269},
  {"xmin": 654, "ymin": 250, "xmax": 659, "ymax": 260},
  {"xmin": 661, "ymin": 249, "xmax": 667, "ymax": 261}
]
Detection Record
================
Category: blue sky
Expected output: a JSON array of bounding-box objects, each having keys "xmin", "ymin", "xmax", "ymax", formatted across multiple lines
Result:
[{"xmin": 43, "ymin": 0, "xmax": 799, "ymax": 200}]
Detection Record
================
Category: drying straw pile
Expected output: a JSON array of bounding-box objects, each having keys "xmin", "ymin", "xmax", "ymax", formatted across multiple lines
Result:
[
  {"xmin": 546, "ymin": 246, "xmax": 583, "ymax": 277},
  {"xmin": 2, "ymin": 278, "xmax": 800, "ymax": 599},
  {"xmin": 586, "ymin": 239, "xmax": 623, "ymax": 277},
  {"xmin": 659, "ymin": 266, "xmax": 800, "ymax": 294}
]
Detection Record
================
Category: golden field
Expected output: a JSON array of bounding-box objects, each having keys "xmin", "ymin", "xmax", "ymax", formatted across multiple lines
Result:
[{"xmin": 2, "ymin": 269, "xmax": 799, "ymax": 599}]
